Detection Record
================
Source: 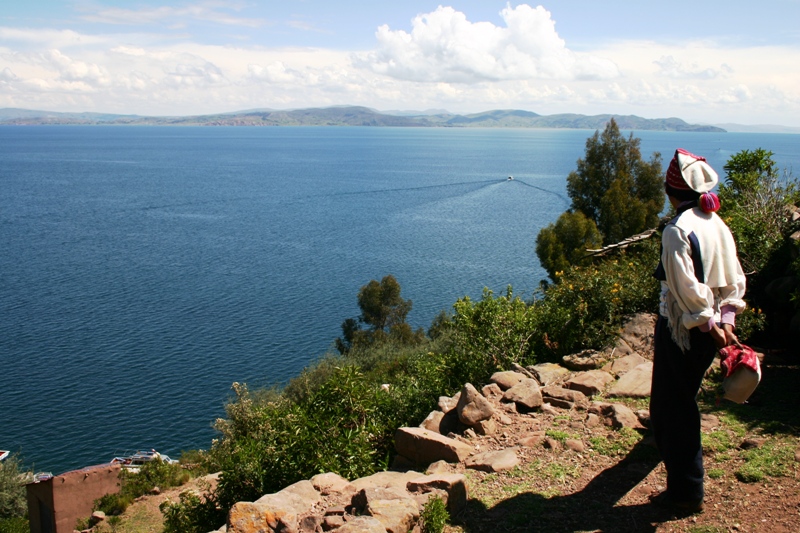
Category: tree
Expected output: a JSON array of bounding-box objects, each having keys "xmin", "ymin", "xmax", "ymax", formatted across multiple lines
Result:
[
  {"xmin": 537, "ymin": 119, "xmax": 664, "ymax": 280},
  {"xmin": 336, "ymin": 275, "xmax": 419, "ymax": 353},
  {"xmin": 565, "ymin": 118, "xmax": 664, "ymax": 243},
  {"xmin": 0, "ymin": 454, "xmax": 29, "ymax": 520},
  {"xmin": 536, "ymin": 211, "xmax": 603, "ymax": 280},
  {"xmin": 718, "ymin": 148, "xmax": 798, "ymax": 276}
]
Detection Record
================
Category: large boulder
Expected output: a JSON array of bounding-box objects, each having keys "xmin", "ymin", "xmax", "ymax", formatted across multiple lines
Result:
[
  {"xmin": 565, "ymin": 370, "xmax": 614, "ymax": 396},
  {"xmin": 227, "ymin": 480, "xmax": 321, "ymax": 533},
  {"xmin": 394, "ymin": 427, "xmax": 473, "ymax": 466},
  {"xmin": 456, "ymin": 383, "xmax": 495, "ymax": 425},
  {"xmin": 502, "ymin": 378, "xmax": 543, "ymax": 410}
]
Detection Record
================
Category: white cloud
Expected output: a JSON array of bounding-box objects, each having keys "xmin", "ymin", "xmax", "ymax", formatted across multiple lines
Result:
[
  {"xmin": 78, "ymin": 1, "xmax": 264, "ymax": 28},
  {"xmin": 654, "ymin": 55, "xmax": 732, "ymax": 80},
  {"xmin": 355, "ymin": 5, "xmax": 619, "ymax": 83}
]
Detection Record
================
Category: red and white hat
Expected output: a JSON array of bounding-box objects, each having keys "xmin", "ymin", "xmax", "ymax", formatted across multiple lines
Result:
[{"xmin": 665, "ymin": 148, "xmax": 718, "ymax": 193}]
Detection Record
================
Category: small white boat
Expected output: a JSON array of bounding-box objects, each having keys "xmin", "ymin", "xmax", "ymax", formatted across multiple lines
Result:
[
  {"xmin": 0, "ymin": 450, "xmax": 9, "ymax": 462},
  {"xmin": 507, "ymin": 176, "xmax": 513, "ymax": 180},
  {"xmin": 110, "ymin": 449, "xmax": 177, "ymax": 471}
]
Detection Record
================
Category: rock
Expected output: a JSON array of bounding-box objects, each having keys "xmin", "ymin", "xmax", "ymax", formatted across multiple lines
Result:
[
  {"xmin": 407, "ymin": 473, "xmax": 468, "ymax": 515},
  {"xmin": 481, "ymin": 383, "xmax": 504, "ymax": 402},
  {"xmin": 609, "ymin": 337, "xmax": 635, "ymax": 358},
  {"xmin": 700, "ymin": 413, "xmax": 720, "ymax": 431},
  {"xmin": 518, "ymin": 432, "xmax": 545, "ymax": 447},
  {"xmin": 90, "ymin": 511, "xmax": 106, "ymax": 524},
  {"xmin": 323, "ymin": 515, "xmax": 345, "ymax": 531},
  {"xmin": 543, "ymin": 437, "xmax": 561, "ymax": 450},
  {"xmin": 565, "ymin": 439, "xmax": 585, "ymax": 453},
  {"xmin": 336, "ymin": 516, "xmax": 387, "ymax": 533},
  {"xmin": 438, "ymin": 392, "xmax": 461, "ymax": 413},
  {"xmin": 465, "ymin": 448, "xmax": 520, "ymax": 472},
  {"xmin": 502, "ymin": 378, "xmax": 543, "ymax": 410},
  {"xmin": 490, "ymin": 371, "xmax": 528, "ymax": 390},
  {"xmin": 562, "ymin": 350, "xmax": 608, "ymax": 371},
  {"xmin": 609, "ymin": 354, "xmax": 649, "ymax": 375},
  {"xmin": 529, "ymin": 363, "xmax": 571, "ymax": 385},
  {"xmin": 607, "ymin": 404, "xmax": 644, "ymax": 429},
  {"xmin": 300, "ymin": 515, "xmax": 323, "ymax": 533},
  {"xmin": 474, "ymin": 418, "xmax": 497, "ymax": 436},
  {"xmin": 350, "ymin": 471, "xmax": 424, "ymax": 493},
  {"xmin": 608, "ymin": 362, "xmax": 653, "ymax": 398},
  {"xmin": 394, "ymin": 427, "xmax": 473, "ymax": 466},
  {"xmin": 351, "ymin": 486, "xmax": 411, "ymax": 513},
  {"xmin": 545, "ymin": 397, "xmax": 574, "ymax": 410},
  {"xmin": 635, "ymin": 409, "xmax": 651, "ymax": 428},
  {"xmin": 366, "ymin": 497, "xmax": 419, "ymax": 533},
  {"xmin": 542, "ymin": 386, "xmax": 588, "ymax": 407},
  {"xmin": 390, "ymin": 454, "xmax": 416, "ymax": 472},
  {"xmin": 494, "ymin": 412, "xmax": 513, "ymax": 425},
  {"xmin": 740, "ymin": 437, "xmax": 766, "ymax": 450},
  {"xmin": 456, "ymin": 383, "xmax": 495, "ymax": 425},
  {"xmin": 511, "ymin": 363, "xmax": 536, "ymax": 379},
  {"xmin": 425, "ymin": 460, "xmax": 450, "ymax": 475},
  {"xmin": 419, "ymin": 410, "xmax": 445, "ymax": 433},
  {"xmin": 228, "ymin": 480, "xmax": 321, "ymax": 533},
  {"xmin": 540, "ymin": 403, "xmax": 560, "ymax": 416},
  {"xmin": 585, "ymin": 413, "xmax": 602, "ymax": 428},
  {"xmin": 311, "ymin": 472, "xmax": 355, "ymax": 496},
  {"xmin": 618, "ymin": 313, "xmax": 657, "ymax": 356},
  {"xmin": 565, "ymin": 370, "xmax": 615, "ymax": 396}
]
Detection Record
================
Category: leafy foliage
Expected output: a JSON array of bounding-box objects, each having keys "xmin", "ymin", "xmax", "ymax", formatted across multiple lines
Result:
[
  {"xmin": 536, "ymin": 211, "xmax": 603, "ymax": 280},
  {"xmin": 419, "ymin": 496, "xmax": 449, "ymax": 533},
  {"xmin": 718, "ymin": 148, "xmax": 799, "ymax": 279},
  {"xmin": 565, "ymin": 118, "xmax": 664, "ymax": 243},
  {"xmin": 538, "ymin": 119, "xmax": 663, "ymax": 280},
  {"xmin": 337, "ymin": 275, "xmax": 424, "ymax": 353},
  {"xmin": 0, "ymin": 454, "xmax": 28, "ymax": 520}
]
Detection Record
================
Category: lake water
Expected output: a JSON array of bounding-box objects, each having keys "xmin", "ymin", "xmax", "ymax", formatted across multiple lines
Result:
[{"xmin": 1, "ymin": 125, "xmax": 796, "ymax": 474}]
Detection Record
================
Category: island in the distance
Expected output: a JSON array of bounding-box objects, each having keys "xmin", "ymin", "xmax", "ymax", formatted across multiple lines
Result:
[{"xmin": 0, "ymin": 106, "xmax": 725, "ymax": 132}]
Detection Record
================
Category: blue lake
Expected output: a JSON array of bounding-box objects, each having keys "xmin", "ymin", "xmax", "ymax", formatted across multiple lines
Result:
[{"xmin": 0, "ymin": 125, "xmax": 796, "ymax": 474}]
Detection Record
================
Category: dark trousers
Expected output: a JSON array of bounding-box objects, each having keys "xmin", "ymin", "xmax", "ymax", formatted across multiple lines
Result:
[{"xmin": 650, "ymin": 316, "xmax": 716, "ymax": 502}]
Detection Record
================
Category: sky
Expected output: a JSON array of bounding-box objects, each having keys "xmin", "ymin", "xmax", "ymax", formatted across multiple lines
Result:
[{"xmin": 1, "ymin": 1, "xmax": 799, "ymax": 126}]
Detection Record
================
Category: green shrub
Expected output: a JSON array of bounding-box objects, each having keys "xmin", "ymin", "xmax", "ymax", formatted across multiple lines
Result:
[
  {"xmin": 0, "ymin": 518, "xmax": 28, "ymax": 533},
  {"xmin": 0, "ymin": 454, "xmax": 28, "ymax": 520},
  {"xmin": 450, "ymin": 286, "xmax": 540, "ymax": 375},
  {"xmin": 533, "ymin": 240, "xmax": 660, "ymax": 358},
  {"xmin": 419, "ymin": 496, "xmax": 449, "ymax": 533},
  {"xmin": 161, "ymin": 488, "xmax": 222, "ymax": 533}
]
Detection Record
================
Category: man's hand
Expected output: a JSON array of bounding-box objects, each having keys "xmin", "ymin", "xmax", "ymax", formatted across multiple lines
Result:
[
  {"xmin": 722, "ymin": 323, "xmax": 742, "ymax": 348},
  {"xmin": 710, "ymin": 325, "xmax": 727, "ymax": 349}
]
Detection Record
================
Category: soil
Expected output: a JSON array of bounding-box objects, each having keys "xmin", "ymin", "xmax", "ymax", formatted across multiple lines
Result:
[{"xmin": 441, "ymin": 345, "xmax": 800, "ymax": 533}]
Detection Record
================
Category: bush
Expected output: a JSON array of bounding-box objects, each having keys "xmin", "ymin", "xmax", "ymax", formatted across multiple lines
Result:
[
  {"xmin": 0, "ymin": 518, "xmax": 28, "ymax": 533},
  {"xmin": 450, "ymin": 286, "xmax": 540, "ymax": 376},
  {"xmin": 532, "ymin": 240, "xmax": 660, "ymax": 358},
  {"xmin": 419, "ymin": 496, "xmax": 449, "ymax": 533},
  {"xmin": 0, "ymin": 454, "xmax": 28, "ymax": 520},
  {"xmin": 161, "ymin": 487, "xmax": 221, "ymax": 533}
]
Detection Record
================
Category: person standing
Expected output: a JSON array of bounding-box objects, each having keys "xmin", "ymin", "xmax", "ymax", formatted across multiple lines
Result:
[{"xmin": 649, "ymin": 148, "xmax": 747, "ymax": 513}]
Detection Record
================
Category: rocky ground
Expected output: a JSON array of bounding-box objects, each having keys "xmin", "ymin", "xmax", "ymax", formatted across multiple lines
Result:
[{"xmin": 98, "ymin": 314, "xmax": 800, "ymax": 533}]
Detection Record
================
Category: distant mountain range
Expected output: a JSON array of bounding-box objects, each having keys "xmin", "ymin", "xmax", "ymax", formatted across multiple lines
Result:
[{"xmin": 2, "ymin": 105, "xmax": 791, "ymax": 133}]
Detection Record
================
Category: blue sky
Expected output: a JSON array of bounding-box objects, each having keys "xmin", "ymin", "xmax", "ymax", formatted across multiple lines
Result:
[{"xmin": 2, "ymin": 1, "xmax": 799, "ymax": 126}]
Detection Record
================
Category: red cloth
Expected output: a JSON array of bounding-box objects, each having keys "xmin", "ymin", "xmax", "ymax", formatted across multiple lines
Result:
[{"xmin": 719, "ymin": 344, "xmax": 760, "ymax": 378}]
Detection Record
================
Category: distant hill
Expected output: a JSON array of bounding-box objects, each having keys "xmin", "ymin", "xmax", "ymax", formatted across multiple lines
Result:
[{"xmin": 0, "ymin": 106, "xmax": 725, "ymax": 132}]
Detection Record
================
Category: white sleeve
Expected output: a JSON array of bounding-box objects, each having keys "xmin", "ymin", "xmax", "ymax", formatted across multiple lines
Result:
[{"xmin": 661, "ymin": 225, "xmax": 716, "ymax": 330}]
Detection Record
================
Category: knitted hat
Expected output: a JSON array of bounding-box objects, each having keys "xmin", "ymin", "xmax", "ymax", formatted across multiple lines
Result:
[{"xmin": 665, "ymin": 148, "xmax": 718, "ymax": 193}]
